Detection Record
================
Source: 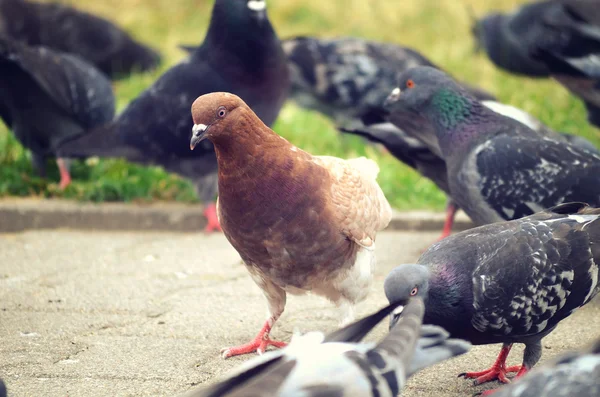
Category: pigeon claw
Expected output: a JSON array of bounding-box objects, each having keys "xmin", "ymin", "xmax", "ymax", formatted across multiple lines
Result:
[
  {"xmin": 459, "ymin": 364, "xmax": 521, "ymax": 385},
  {"xmin": 220, "ymin": 338, "xmax": 287, "ymax": 359}
]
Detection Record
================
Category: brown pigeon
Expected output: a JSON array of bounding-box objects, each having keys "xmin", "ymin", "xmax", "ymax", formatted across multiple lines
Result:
[{"xmin": 190, "ymin": 92, "xmax": 392, "ymax": 359}]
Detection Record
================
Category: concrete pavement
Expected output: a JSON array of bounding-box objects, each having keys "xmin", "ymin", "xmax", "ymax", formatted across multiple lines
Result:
[{"xmin": 0, "ymin": 230, "xmax": 598, "ymax": 397}]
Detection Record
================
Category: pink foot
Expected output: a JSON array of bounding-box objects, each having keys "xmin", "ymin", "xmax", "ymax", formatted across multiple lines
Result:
[
  {"xmin": 221, "ymin": 320, "xmax": 287, "ymax": 359},
  {"xmin": 459, "ymin": 344, "xmax": 519, "ymax": 385},
  {"xmin": 435, "ymin": 201, "xmax": 457, "ymax": 242},
  {"xmin": 203, "ymin": 202, "xmax": 222, "ymax": 233},
  {"xmin": 57, "ymin": 158, "xmax": 71, "ymax": 190}
]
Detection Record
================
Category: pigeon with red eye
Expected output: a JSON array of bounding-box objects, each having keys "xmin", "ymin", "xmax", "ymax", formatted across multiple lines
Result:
[
  {"xmin": 384, "ymin": 202, "xmax": 600, "ymax": 394},
  {"xmin": 190, "ymin": 92, "xmax": 392, "ymax": 359},
  {"xmin": 384, "ymin": 66, "xmax": 600, "ymax": 227},
  {"xmin": 58, "ymin": 0, "xmax": 289, "ymax": 233}
]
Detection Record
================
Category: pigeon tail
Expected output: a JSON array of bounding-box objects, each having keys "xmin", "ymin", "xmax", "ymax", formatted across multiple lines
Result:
[{"xmin": 56, "ymin": 121, "xmax": 144, "ymax": 161}]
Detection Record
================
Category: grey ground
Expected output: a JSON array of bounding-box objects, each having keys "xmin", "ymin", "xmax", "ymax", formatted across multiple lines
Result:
[{"xmin": 0, "ymin": 230, "xmax": 598, "ymax": 397}]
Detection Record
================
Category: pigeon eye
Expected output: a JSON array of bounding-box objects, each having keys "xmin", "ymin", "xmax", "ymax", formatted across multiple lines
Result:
[
  {"xmin": 217, "ymin": 107, "xmax": 227, "ymax": 118},
  {"xmin": 406, "ymin": 79, "xmax": 415, "ymax": 89},
  {"xmin": 410, "ymin": 287, "xmax": 418, "ymax": 296}
]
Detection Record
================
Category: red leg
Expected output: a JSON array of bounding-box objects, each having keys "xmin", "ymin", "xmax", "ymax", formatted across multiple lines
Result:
[
  {"xmin": 436, "ymin": 201, "xmax": 457, "ymax": 241},
  {"xmin": 475, "ymin": 365, "xmax": 528, "ymax": 395},
  {"xmin": 56, "ymin": 158, "xmax": 71, "ymax": 190},
  {"xmin": 221, "ymin": 319, "xmax": 287, "ymax": 359},
  {"xmin": 459, "ymin": 344, "xmax": 520, "ymax": 385},
  {"xmin": 203, "ymin": 202, "xmax": 222, "ymax": 233}
]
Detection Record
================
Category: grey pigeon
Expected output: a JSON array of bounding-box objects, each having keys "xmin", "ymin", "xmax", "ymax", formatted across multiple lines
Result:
[
  {"xmin": 491, "ymin": 336, "xmax": 600, "ymax": 397},
  {"xmin": 0, "ymin": 36, "xmax": 115, "ymax": 189},
  {"xmin": 471, "ymin": 1, "xmax": 555, "ymax": 77},
  {"xmin": 384, "ymin": 202, "xmax": 600, "ymax": 393},
  {"xmin": 58, "ymin": 0, "xmax": 290, "ymax": 233},
  {"xmin": 0, "ymin": 0, "xmax": 160, "ymax": 78},
  {"xmin": 184, "ymin": 298, "xmax": 471, "ymax": 397},
  {"xmin": 344, "ymin": 99, "xmax": 599, "ymax": 240},
  {"xmin": 282, "ymin": 36, "xmax": 495, "ymax": 129},
  {"xmin": 384, "ymin": 66, "xmax": 600, "ymax": 226},
  {"xmin": 529, "ymin": 0, "xmax": 600, "ymax": 128}
]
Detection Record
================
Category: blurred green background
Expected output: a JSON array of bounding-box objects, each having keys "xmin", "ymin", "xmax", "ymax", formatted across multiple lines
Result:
[{"xmin": 1, "ymin": 0, "xmax": 598, "ymax": 210}]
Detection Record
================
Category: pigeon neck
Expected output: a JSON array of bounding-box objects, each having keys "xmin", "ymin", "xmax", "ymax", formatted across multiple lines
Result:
[
  {"xmin": 424, "ymin": 89, "xmax": 484, "ymax": 158},
  {"xmin": 211, "ymin": 113, "xmax": 294, "ymax": 176},
  {"xmin": 424, "ymin": 266, "xmax": 472, "ymax": 335},
  {"xmin": 203, "ymin": 3, "xmax": 280, "ymax": 73}
]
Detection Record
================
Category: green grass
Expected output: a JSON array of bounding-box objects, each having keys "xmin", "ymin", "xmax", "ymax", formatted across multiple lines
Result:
[{"xmin": 1, "ymin": 0, "xmax": 599, "ymax": 210}]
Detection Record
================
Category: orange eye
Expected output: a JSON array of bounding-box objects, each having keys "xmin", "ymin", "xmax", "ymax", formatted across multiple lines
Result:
[
  {"xmin": 406, "ymin": 79, "xmax": 415, "ymax": 89},
  {"xmin": 410, "ymin": 287, "xmax": 418, "ymax": 296}
]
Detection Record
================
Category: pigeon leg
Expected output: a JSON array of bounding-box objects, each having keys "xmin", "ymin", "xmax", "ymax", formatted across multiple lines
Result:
[
  {"xmin": 221, "ymin": 279, "xmax": 287, "ymax": 359},
  {"xmin": 56, "ymin": 158, "xmax": 72, "ymax": 190},
  {"xmin": 203, "ymin": 202, "xmax": 222, "ymax": 233},
  {"xmin": 436, "ymin": 200, "xmax": 457, "ymax": 241},
  {"xmin": 459, "ymin": 343, "xmax": 519, "ymax": 385}
]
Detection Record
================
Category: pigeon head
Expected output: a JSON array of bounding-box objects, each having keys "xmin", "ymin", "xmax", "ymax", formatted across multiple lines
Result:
[
  {"xmin": 384, "ymin": 264, "xmax": 430, "ymax": 329},
  {"xmin": 210, "ymin": 0, "xmax": 268, "ymax": 31},
  {"xmin": 190, "ymin": 92, "xmax": 250, "ymax": 150}
]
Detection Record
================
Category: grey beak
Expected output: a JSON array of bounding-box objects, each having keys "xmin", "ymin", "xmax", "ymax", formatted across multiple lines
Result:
[
  {"xmin": 383, "ymin": 87, "xmax": 402, "ymax": 108},
  {"xmin": 388, "ymin": 304, "xmax": 404, "ymax": 330},
  {"xmin": 190, "ymin": 123, "xmax": 208, "ymax": 150}
]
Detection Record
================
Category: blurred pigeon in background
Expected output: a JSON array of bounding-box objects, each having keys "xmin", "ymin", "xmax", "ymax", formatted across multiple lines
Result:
[
  {"xmin": 190, "ymin": 92, "xmax": 391, "ymax": 358},
  {"xmin": 384, "ymin": 66, "xmax": 600, "ymax": 226},
  {"xmin": 59, "ymin": 0, "xmax": 290, "ymax": 232},
  {"xmin": 0, "ymin": 36, "xmax": 115, "ymax": 189},
  {"xmin": 185, "ymin": 298, "xmax": 471, "ymax": 397},
  {"xmin": 0, "ymin": 0, "xmax": 160, "ymax": 78},
  {"xmin": 384, "ymin": 202, "xmax": 600, "ymax": 394}
]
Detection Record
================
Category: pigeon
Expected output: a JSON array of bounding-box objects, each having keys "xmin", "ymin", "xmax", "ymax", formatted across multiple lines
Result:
[
  {"xmin": 0, "ymin": 379, "xmax": 5, "ymax": 397},
  {"xmin": 384, "ymin": 66, "xmax": 600, "ymax": 226},
  {"xmin": 184, "ymin": 298, "xmax": 471, "ymax": 397},
  {"xmin": 528, "ymin": 0, "xmax": 600, "ymax": 129},
  {"xmin": 471, "ymin": 1, "xmax": 554, "ymax": 77},
  {"xmin": 384, "ymin": 202, "xmax": 600, "ymax": 393},
  {"xmin": 0, "ymin": 0, "xmax": 160, "ymax": 78},
  {"xmin": 491, "ymin": 336, "xmax": 600, "ymax": 397},
  {"xmin": 282, "ymin": 36, "xmax": 495, "ymax": 129},
  {"xmin": 0, "ymin": 36, "xmax": 115, "ymax": 189},
  {"xmin": 342, "ymin": 99, "xmax": 599, "ymax": 240},
  {"xmin": 58, "ymin": 0, "xmax": 290, "ymax": 233},
  {"xmin": 189, "ymin": 92, "xmax": 392, "ymax": 358}
]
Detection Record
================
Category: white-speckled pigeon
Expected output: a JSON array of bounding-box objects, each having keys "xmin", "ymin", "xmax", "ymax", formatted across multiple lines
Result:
[
  {"xmin": 184, "ymin": 298, "xmax": 471, "ymax": 397},
  {"xmin": 344, "ymin": 99, "xmax": 599, "ymax": 240},
  {"xmin": 490, "ymin": 336, "xmax": 600, "ymax": 397},
  {"xmin": 384, "ymin": 66, "xmax": 600, "ymax": 226},
  {"xmin": 58, "ymin": 0, "xmax": 289, "ymax": 233},
  {"xmin": 0, "ymin": 35, "xmax": 115, "ymax": 189},
  {"xmin": 0, "ymin": 0, "xmax": 160, "ymax": 78},
  {"xmin": 384, "ymin": 202, "xmax": 600, "ymax": 393}
]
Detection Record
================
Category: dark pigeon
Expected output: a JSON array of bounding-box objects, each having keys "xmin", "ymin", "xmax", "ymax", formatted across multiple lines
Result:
[
  {"xmin": 58, "ymin": 0, "xmax": 290, "ymax": 233},
  {"xmin": 384, "ymin": 66, "xmax": 600, "ymax": 226},
  {"xmin": 0, "ymin": 0, "xmax": 160, "ymax": 78},
  {"xmin": 471, "ymin": 1, "xmax": 554, "ymax": 77},
  {"xmin": 185, "ymin": 298, "xmax": 470, "ymax": 397},
  {"xmin": 384, "ymin": 202, "xmax": 600, "ymax": 393},
  {"xmin": 529, "ymin": 0, "xmax": 600, "ymax": 128},
  {"xmin": 491, "ymin": 336, "xmax": 600, "ymax": 397},
  {"xmin": 0, "ymin": 379, "xmax": 5, "ymax": 397},
  {"xmin": 0, "ymin": 36, "xmax": 115, "ymax": 188},
  {"xmin": 343, "ymin": 99, "xmax": 599, "ymax": 240}
]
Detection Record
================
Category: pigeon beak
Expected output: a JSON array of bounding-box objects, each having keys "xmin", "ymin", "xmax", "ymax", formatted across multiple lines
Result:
[
  {"xmin": 190, "ymin": 123, "xmax": 209, "ymax": 150},
  {"xmin": 248, "ymin": 0, "xmax": 267, "ymax": 24},
  {"xmin": 384, "ymin": 87, "xmax": 402, "ymax": 108},
  {"xmin": 388, "ymin": 304, "xmax": 404, "ymax": 330}
]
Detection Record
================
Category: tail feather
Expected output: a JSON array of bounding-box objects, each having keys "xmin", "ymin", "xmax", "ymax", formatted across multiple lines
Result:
[
  {"xmin": 407, "ymin": 325, "xmax": 472, "ymax": 376},
  {"xmin": 56, "ymin": 122, "xmax": 144, "ymax": 161}
]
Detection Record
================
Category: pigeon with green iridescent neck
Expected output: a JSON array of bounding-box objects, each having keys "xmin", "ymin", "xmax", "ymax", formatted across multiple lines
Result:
[{"xmin": 384, "ymin": 66, "xmax": 600, "ymax": 225}]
